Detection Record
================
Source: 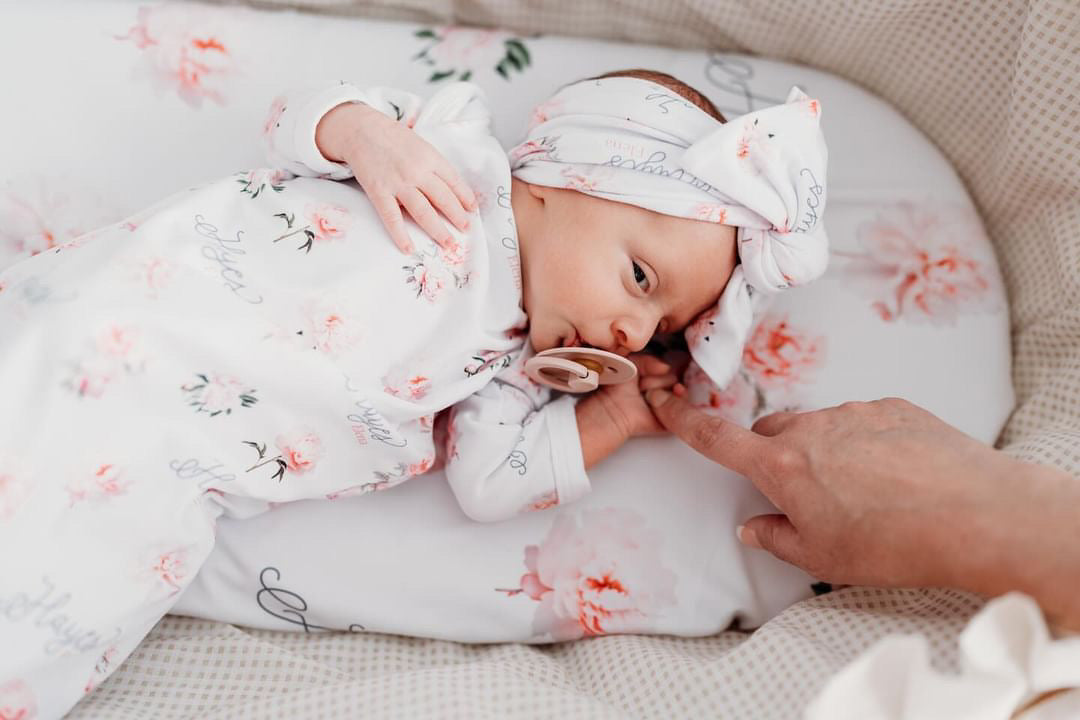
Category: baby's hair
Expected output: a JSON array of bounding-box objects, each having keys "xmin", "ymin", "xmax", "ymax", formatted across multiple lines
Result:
[{"xmin": 589, "ymin": 69, "xmax": 727, "ymax": 123}]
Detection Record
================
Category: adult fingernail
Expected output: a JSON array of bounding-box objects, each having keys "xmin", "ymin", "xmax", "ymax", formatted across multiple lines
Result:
[
  {"xmin": 736, "ymin": 525, "xmax": 761, "ymax": 548},
  {"xmin": 646, "ymin": 388, "xmax": 671, "ymax": 407}
]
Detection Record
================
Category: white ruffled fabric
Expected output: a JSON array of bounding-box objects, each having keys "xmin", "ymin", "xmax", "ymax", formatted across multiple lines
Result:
[
  {"xmin": 806, "ymin": 593, "xmax": 1080, "ymax": 720},
  {"xmin": 509, "ymin": 77, "xmax": 829, "ymax": 387}
]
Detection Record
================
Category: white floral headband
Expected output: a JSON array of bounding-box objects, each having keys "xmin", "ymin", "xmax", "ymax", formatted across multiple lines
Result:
[{"xmin": 509, "ymin": 77, "xmax": 829, "ymax": 389}]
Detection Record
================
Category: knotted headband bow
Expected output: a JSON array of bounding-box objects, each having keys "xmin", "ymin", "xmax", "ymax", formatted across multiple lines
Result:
[{"xmin": 509, "ymin": 77, "xmax": 829, "ymax": 389}]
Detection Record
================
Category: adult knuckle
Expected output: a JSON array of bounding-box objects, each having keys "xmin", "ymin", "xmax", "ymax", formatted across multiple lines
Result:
[
  {"xmin": 770, "ymin": 446, "xmax": 804, "ymax": 475},
  {"xmin": 690, "ymin": 418, "xmax": 724, "ymax": 452}
]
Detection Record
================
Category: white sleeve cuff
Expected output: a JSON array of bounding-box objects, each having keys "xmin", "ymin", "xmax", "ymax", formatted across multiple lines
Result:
[
  {"xmin": 291, "ymin": 82, "xmax": 370, "ymax": 177},
  {"xmin": 546, "ymin": 395, "xmax": 591, "ymax": 506}
]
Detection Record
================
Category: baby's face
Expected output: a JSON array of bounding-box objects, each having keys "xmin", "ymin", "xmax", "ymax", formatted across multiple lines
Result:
[{"xmin": 514, "ymin": 179, "xmax": 737, "ymax": 355}]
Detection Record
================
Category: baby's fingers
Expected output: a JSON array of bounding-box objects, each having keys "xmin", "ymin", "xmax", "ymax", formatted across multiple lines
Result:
[
  {"xmin": 435, "ymin": 162, "xmax": 477, "ymax": 212},
  {"xmin": 399, "ymin": 187, "xmax": 453, "ymax": 248},
  {"xmin": 369, "ymin": 190, "xmax": 413, "ymax": 254},
  {"xmin": 640, "ymin": 372, "xmax": 678, "ymax": 392},
  {"xmin": 419, "ymin": 175, "xmax": 471, "ymax": 238}
]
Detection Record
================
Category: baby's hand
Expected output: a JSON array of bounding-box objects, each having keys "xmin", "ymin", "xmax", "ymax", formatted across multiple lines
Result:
[
  {"xmin": 315, "ymin": 102, "xmax": 477, "ymax": 254},
  {"xmin": 595, "ymin": 354, "xmax": 679, "ymax": 438}
]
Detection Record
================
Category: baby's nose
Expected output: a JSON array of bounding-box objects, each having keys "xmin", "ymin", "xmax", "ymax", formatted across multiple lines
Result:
[{"xmin": 613, "ymin": 315, "xmax": 657, "ymax": 354}]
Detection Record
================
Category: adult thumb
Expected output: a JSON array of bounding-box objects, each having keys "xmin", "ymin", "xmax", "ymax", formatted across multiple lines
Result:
[
  {"xmin": 646, "ymin": 388, "xmax": 765, "ymax": 478},
  {"xmin": 740, "ymin": 514, "xmax": 803, "ymax": 567}
]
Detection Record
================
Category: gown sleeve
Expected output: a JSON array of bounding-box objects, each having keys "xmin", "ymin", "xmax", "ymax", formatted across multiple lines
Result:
[{"xmin": 444, "ymin": 349, "xmax": 592, "ymax": 522}]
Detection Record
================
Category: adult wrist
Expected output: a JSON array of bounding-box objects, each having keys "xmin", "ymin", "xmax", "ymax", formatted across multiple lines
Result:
[{"xmin": 946, "ymin": 457, "xmax": 1080, "ymax": 628}]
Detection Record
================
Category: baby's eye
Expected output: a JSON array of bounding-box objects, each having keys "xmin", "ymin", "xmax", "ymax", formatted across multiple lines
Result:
[{"xmin": 632, "ymin": 261, "xmax": 651, "ymax": 292}]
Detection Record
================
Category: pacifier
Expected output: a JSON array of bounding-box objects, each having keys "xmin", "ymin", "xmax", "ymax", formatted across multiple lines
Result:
[{"xmin": 524, "ymin": 347, "xmax": 637, "ymax": 393}]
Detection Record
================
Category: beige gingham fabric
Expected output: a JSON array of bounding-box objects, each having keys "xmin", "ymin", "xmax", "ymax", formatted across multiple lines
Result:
[{"xmin": 72, "ymin": 1, "xmax": 1079, "ymax": 717}]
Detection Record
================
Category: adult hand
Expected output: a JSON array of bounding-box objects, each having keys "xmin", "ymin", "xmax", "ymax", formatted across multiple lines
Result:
[{"xmin": 645, "ymin": 389, "xmax": 1080, "ymax": 624}]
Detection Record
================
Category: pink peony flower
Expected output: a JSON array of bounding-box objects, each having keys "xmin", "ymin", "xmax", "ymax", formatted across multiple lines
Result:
[
  {"xmin": 67, "ymin": 463, "xmax": 130, "ymax": 506},
  {"xmin": 693, "ymin": 203, "xmax": 729, "ymax": 224},
  {"xmin": 304, "ymin": 203, "xmax": 351, "ymax": 243},
  {"xmin": 275, "ymin": 430, "xmax": 324, "ymax": 473},
  {"xmin": 560, "ymin": 167, "xmax": 599, "ymax": 192},
  {"xmin": 407, "ymin": 262, "xmax": 451, "ymax": 302},
  {"xmin": 150, "ymin": 548, "xmax": 188, "ymax": 593},
  {"xmin": 682, "ymin": 362, "xmax": 757, "ymax": 427},
  {"xmin": 182, "ymin": 372, "xmax": 256, "ymax": 415},
  {"xmin": 407, "ymin": 455, "xmax": 435, "ymax": 477},
  {"xmin": 96, "ymin": 326, "xmax": 140, "ymax": 359},
  {"xmin": 135, "ymin": 257, "xmax": 175, "ymax": 296},
  {"xmin": 302, "ymin": 298, "xmax": 362, "ymax": 355},
  {"xmin": 115, "ymin": 5, "xmax": 236, "ymax": 108},
  {"xmin": 425, "ymin": 27, "xmax": 511, "ymax": 72},
  {"xmin": 0, "ymin": 176, "xmax": 118, "ymax": 267},
  {"xmin": 841, "ymin": 202, "xmax": 1002, "ymax": 324},
  {"xmin": 0, "ymin": 679, "xmax": 36, "ymax": 720},
  {"xmin": 506, "ymin": 508, "xmax": 677, "ymax": 640},
  {"xmin": 741, "ymin": 314, "xmax": 824, "ymax": 390}
]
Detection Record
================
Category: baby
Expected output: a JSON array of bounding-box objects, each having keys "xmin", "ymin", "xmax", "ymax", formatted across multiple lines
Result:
[{"xmin": 0, "ymin": 69, "xmax": 826, "ymax": 718}]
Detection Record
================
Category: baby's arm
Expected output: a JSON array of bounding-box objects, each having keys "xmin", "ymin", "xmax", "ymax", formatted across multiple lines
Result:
[
  {"xmin": 262, "ymin": 83, "xmax": 476, "ymax": 252},
  {"xmin": 444, "ymin": 352, "xmax": 677, "ymax": 522}
]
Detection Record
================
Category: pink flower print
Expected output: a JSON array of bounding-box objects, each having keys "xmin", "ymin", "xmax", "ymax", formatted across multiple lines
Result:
[
  {"xmin": 301, "ymin": 298, "xmax": 362, "ymax": 356},
  {"xmin": 0, "ymin": 470, "xmax": 29, "ymax": 521},
  {"xmin": 149, "ymin": 547, "xmax": 189, "ymax": 595},
  {"xmin": 274, "ymin": 430, "xmax": 324, "ymax": 474},
  {"xmin": 115, "ymin": 5, "xmax": 236, "ymax": 108},
  {"xmin": 272, "ymin": 204, "xmax": 350, "ymax": 253},
  {"xmin": 64, "ymin": 326, "xmax": 144, "ymax": 398},
  {"xmin": 508, "ymin": 136, "xmax": 559, "ymax": 165},
  {"xmin": 66, "ymin": 362, "xmax": 114, "ymax": 398},
  {"xmin": 408, "ymin": 455, "xmax": 435, "ymax": 477},
  {"xmin": 133, "ymin": 257, "xmax": 175, "ymax": 297},
  {"xmin": 305, "ymin": 203, "xmax": 350, "ymax": 243},
  {"xmin": 237, "ymin": 168, "xmax": 289, "ymax": 199},
  {"xmin": 263, "ymin": 95, "xmax": 287, "ymax": 137},
  {"xmin": 405, "ymin": 260, "xmax": 453, "ymax": 302},
  {"xmin": 384, "ymin": 370, "xmax": 432, "ymax": 401},
  {"xmin": 0, "ymin": 679, "xmax": 36, "ymax": 720},
  {"xmin": 838, "ymin": 202, "xmax": 1002, "ymax": 324},
  {"xmin": 0, "ymin": 176, "xmax": 118, "ymax": 267},
  {"xmin": 734, "ymin": 117, "xmax": 775, "ymax": 169},
  {"xmin": 498, "ymin": 509, "xmax": 677, "ymax": 640},
  {"xmin": 693, "ymin": 203, "xmax": 728, "ymax": 224},
  {"xmin": 414, "ymin": 27, "xmax": 530, "ymax": 83},
  {"xmin": 66, "ymin": 463, "xmax": 131, "ymax": 507},
  {"xmin": 96, "ymin": 325, "xmax": 140, "ymax": 360},
  {"xmin": 682, "ymin": 362, "xmax": 757, "ymax": 428},
  {"xmin": 438, "ymin": 236, "xmax": 468, "ymax": 266},
  {"xmin": 528, "ymin": 97, "xmax": 564, "ymax": 130},
  {"xmin": 741, "ymin": 314, "xmax": 824, "ymax": 391},
  {"xmin": 84, "ymin": 646, "xmax": 118, "ymax": 695},
  {"xmin": 181, "ymin": 372, "xmax": 258, "ymax": 416},
  {"xmin": 560, "ymin": 167, "xmax": 599, "ymax": 193}
]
